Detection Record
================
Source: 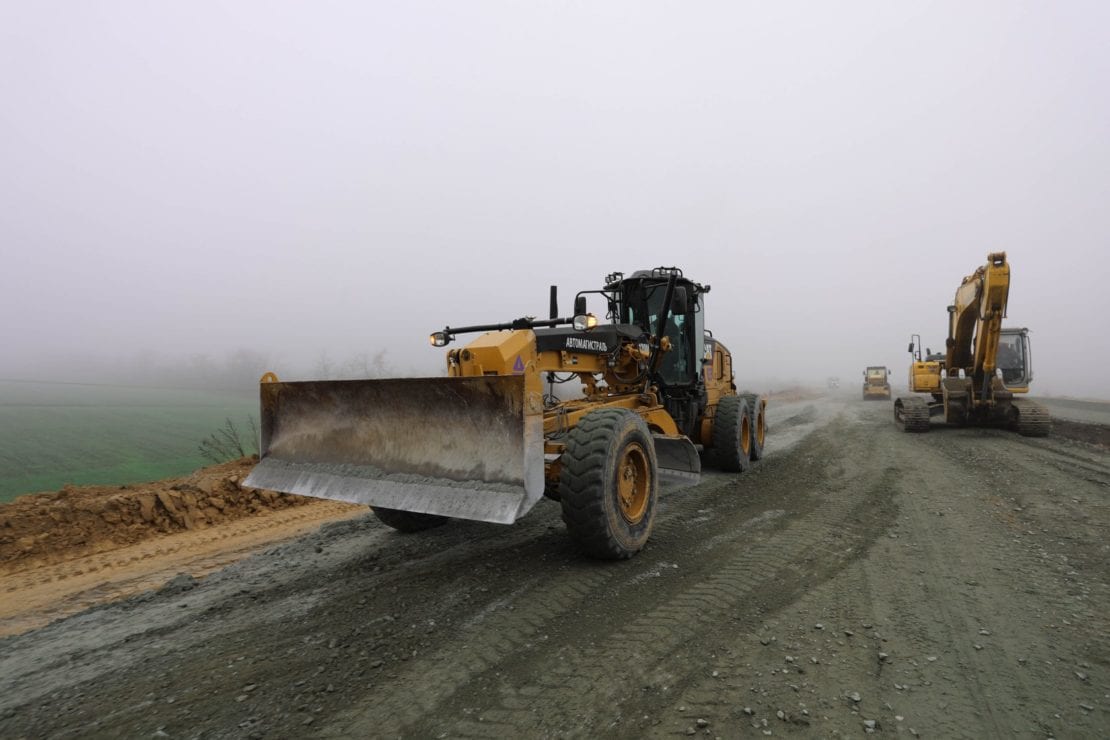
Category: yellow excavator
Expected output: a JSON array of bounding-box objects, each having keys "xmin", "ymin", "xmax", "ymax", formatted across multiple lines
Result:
[
  {"xmin": 894, "ymin": 252, "xmax": 1050, "ymax": 436},
  {"xmin": 245, "ymin": 267, "xmax": 766, "ymax": 559}
]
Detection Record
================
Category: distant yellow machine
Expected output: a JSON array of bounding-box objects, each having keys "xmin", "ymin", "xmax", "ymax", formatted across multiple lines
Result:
[
  {"xmin": 894, "ymin": 252, "xmax": 1049, "ymax": 436},
  {"xmin": 862, "ymin": 367, "xmax": 891, "ymax": 400}
]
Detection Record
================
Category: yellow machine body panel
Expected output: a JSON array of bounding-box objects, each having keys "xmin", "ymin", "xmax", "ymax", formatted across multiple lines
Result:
[{"xmin": 909, "ymin": 361, "xmax": 942, "ymax": 394}]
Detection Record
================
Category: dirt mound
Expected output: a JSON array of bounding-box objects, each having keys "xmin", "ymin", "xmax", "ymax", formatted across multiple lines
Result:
[{"xmin": 0, "ymin": 458, "xmax": 320, "ymax": 570}]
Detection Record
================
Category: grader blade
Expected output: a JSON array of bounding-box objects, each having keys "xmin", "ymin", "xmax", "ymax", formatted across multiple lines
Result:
[
  {"xmin": 652, "ymin": 434, "xmax": 701, "ymax": 487},
  {"xmin": 243, "ymin": 376, "xmax": 545, "ymax": 524}
]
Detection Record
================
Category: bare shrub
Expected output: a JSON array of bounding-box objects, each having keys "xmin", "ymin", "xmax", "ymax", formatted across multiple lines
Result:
[{"xmin": 199, "ymin": 417, "xmax": 259, "ymax": 464}]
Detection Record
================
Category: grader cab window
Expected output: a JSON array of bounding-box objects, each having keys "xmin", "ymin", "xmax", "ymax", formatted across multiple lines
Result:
[
  {"xmin": 657, "ymin": 313, "xmax": 690, "ymax": 384},
  {"xmin": 622, "ymin": 281, "xmax": 701, "ymax": 387}
]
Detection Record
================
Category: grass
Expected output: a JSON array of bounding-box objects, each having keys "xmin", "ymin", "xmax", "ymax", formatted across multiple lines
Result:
[{"xmin": 0, "ymin": 380, "xmax": 257, "ymax": 503}]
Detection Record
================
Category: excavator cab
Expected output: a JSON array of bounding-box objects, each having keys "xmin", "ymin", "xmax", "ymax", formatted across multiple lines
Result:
[{"xmin": 998, "ymin": 327, "xmax": 1033, "ymax": 390}]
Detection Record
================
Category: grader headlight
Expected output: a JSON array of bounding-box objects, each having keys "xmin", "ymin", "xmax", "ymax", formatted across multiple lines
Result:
[{"xmin": 573, "ymin": 313, "xmax": 599, "ymax": 331}]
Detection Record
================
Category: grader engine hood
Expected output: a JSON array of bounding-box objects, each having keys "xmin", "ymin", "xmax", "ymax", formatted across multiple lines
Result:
[
  {"xmin": 243, "ymin": 376, "xmax": 546, "ymax": 524},
  {"xmin": 532, "ymin": 324, "xmax": 644, "ymax": 354}
]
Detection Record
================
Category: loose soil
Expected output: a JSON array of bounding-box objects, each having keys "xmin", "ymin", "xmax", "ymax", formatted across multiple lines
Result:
[
  {"xmin": 0, "ymin": 460, "xmax": 364, "ymax": 637},
  {"xmin": 0, "ymin": 459, "xmax": 329, "ymax": 568},
  {"xmin": 1, "ymin": 398, "xmax": 1107, "ymax": 738}
]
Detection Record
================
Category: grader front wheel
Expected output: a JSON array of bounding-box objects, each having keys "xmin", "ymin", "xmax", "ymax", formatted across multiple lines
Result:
[{"xmin": 559, "ymin": 409, "xmax": 659, "ymax": 560}]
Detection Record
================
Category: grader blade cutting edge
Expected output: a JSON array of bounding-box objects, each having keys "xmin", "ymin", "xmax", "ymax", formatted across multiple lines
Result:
[{"xmin": 243, "ymin": 376, "xmax": 545, "ymax": 525}]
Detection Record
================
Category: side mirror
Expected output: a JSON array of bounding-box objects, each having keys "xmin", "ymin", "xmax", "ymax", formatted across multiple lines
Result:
[
  {"xmin": 671, "ymin": 286, "xmax": 688, "ymax": 314},
  {"xmin": 573, "ymin": 295, "xmax": 587, "ymax": 316},
  {"xmin": 907, "ymin": 342, "xmax": 915, "ymax": 354}
]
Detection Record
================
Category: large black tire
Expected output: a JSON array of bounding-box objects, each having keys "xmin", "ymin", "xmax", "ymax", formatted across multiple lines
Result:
[
  {"xmin": 713, "ymin": 395, "xmax": 753, "ymax": 472},
  {"xmin": 740, "ymin": 392, "xmax": 766, "ymax": 462},
  {"xmin": 371, "ymin": 507, "xmax": 449, "ymax": 533},
  {"xmin": 559, "ymin": 409, "xmax": 659, "ymax": 560}
]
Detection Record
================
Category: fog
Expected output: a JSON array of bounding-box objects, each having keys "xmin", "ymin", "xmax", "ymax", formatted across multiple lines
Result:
[{"xmin": 2, "ymin": 2, "xmax": 1108, "ymax": 396}]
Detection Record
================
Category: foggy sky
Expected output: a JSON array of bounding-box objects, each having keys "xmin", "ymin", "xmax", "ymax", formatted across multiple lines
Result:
[{"xmin": 2, "ymin": 2, "xmax": 1108, "ymax": 396}]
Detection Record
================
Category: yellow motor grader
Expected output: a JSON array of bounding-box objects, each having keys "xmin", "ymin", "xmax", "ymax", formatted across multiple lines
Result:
[
  {"xmin": 894, "ymin": 252, "xmax": 1050, "ymax": 436},
  {"xmin": 245, "ymin": 267, "xmax": 766, "ymax": 559}
]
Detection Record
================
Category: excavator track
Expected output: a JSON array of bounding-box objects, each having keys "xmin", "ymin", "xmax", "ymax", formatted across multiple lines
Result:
[
  {"xmin": 895, "ymin": 396, "xmax": 931, "ymax": 433},
  {"xmin": 1011, "ymin": 398, "xmax": 1051, "ymax": 437}
]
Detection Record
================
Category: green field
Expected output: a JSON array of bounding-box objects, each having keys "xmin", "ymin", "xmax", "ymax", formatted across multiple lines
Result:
[{"xmin": 0, "ymin": 380, "xmax": 258, "ymax": 503}]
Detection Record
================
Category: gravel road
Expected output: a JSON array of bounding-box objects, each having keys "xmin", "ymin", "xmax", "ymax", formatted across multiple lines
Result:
[{"xmin": 2, "ymin": 396, "xmax": 1107, "ymax": 738}]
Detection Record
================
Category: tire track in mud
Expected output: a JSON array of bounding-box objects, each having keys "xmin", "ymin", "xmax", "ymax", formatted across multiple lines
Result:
[
  {"xmin": 653, "ymin": 406, "xmax": 1110, "ymax": 740},
  {"xmin": 0, "ymin": 511, "xmax": 579, "ymax": 736},
  {"xmin": 654, "ymin": 500, "xmax": 897, "ymax": 739},
  {"xmin": 611, "ymin": 405, "xmax": 898, "ymax": 736},
  {"xmin": 339, "ymin": 410, "xmax": 898, "ymax": 738},
  {"xmin": 315, "ymin": 568, "xmax": 614, "ymax": 739},
  {"xmin": 669, "ymin": 499, "xmax": 904, "ymax": 739},
  {"xmin": 7, "ymin": 438, "xmax": 792, "ymax": 740},
  {"xmin": 319, "ymin": 410, "xmax": 1101, "ymax": 740},
  {"xmin": 844, "ymin": 412, "xmax": 1108, "ymax": 738},
  {"xmin": 938, "ymin": 432, "xmax": 1110, "ymax": 713},
  {"xmin": 316, "ymin": 406, "xmax": 852, "ymax": 737},
  {"xmin": 877, "ymin": 442, "xmax": 1036, "ymax": 738},
  {"xmin": 316, "ymin": 445, "xmax": 803, "ymax": 736}
]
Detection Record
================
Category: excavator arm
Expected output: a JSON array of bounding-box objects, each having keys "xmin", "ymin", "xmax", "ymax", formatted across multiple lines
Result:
[{"xmin": 946, "ymin": 251, "xmax": 1010, "ymax": 388}]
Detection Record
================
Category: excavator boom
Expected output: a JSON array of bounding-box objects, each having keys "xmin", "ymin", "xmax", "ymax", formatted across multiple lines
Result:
[{"xmin": 946, "ymin": 251, "xmax": 1011, "ymax": 383}]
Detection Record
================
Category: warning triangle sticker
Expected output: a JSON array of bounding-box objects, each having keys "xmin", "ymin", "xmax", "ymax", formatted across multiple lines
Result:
[{"xmin": 512, "ymin": 356, "xmax": 525, "ymax": 373}]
